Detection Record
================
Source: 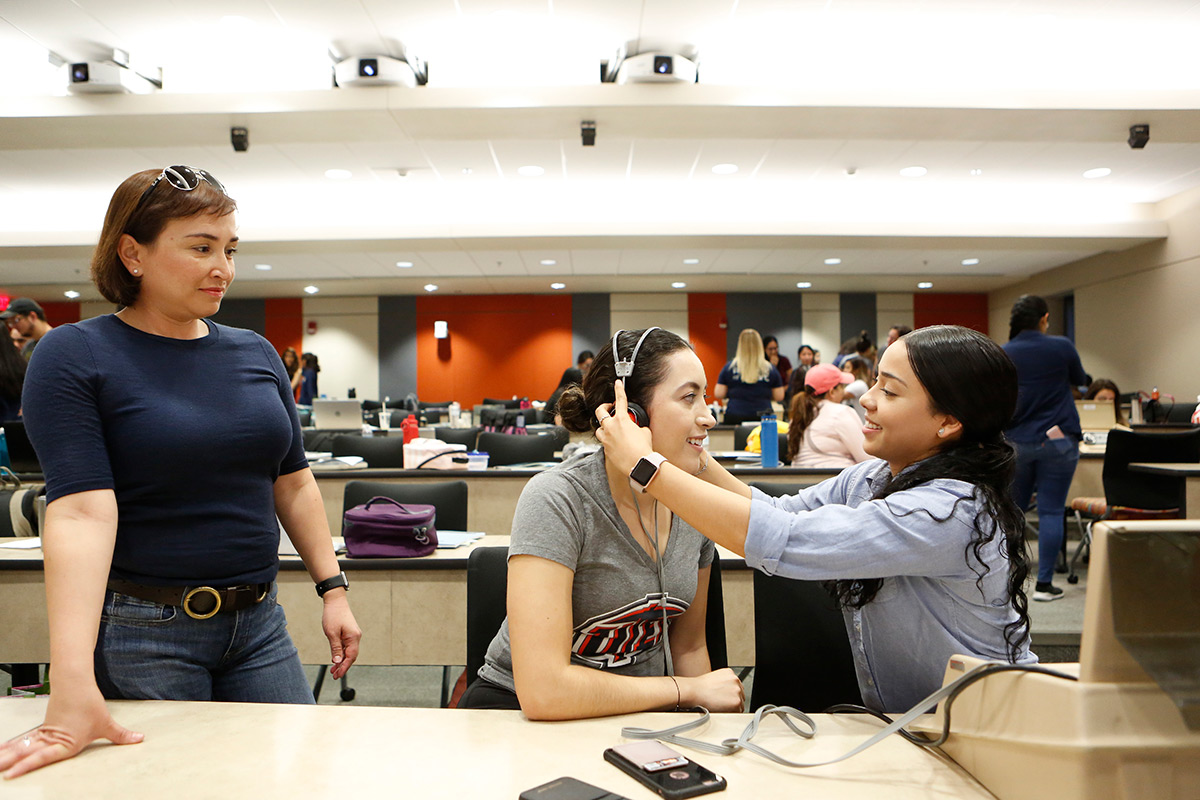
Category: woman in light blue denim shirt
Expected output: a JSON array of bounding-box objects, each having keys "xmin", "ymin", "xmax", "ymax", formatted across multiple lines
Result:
[{"xmin": 596, "ymin": 325, "xmax": 1035, "ymax": 712}]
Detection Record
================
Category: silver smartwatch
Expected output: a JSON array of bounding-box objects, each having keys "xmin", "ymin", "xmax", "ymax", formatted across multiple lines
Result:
[{"xmin": 628, "ymin": 452, "xmax": 668, "ymax": 493}]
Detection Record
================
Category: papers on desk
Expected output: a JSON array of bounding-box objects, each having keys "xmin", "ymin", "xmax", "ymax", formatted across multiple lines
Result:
[
  {"xmin": 436, "ymin": 531, "xmax": 486, "ymax": 548},
  {"xmin": 0, "ymin": 537, "xmax": 41, "ymax": 549},
  {"xmin": 491, "ymin": 462, "xmax": 559, "ymax": 471},
  {"xmin": 308, "ymin": 455, "xmax": 367, "ymax": 469},
  {"xmin": 710, "ymin": 450, "xmax": 763, "ymax": 462}
]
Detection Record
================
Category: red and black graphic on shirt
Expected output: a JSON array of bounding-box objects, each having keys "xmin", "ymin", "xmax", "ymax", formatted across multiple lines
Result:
[{"xmin": 571, "ymin": 593, "xmax": 689, "ymax": 669}]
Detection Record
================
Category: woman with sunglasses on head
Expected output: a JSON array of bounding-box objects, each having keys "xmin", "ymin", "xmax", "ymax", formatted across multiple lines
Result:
[
  {"xmin": 2, "ymin": 167, "xmax": 361, "ymax": 779},
  {"xmin": 596, "ymin": 325, "xmax": 1036, "ymax": 713},
  {"xmin": 459, "ymin": 328, "xmax": 744, "ymax": 718}
]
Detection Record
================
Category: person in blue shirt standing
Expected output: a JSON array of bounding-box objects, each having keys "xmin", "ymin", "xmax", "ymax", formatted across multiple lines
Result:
[
  {"xmin": 1002, "ymin": 295, "xmax": 1089, "ymax": 603},
  {"xmin": 298, "ymin": 351, "xmax": 320, "ymax": 405},
  {"xmin": 714, "ymin": 328, "xmax": 784, "ymax": 425}
]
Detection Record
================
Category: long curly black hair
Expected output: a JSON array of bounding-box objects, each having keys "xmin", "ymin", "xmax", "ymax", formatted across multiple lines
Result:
[{"xmin": 827, "ymin": 325, "xmax": 1032, "ymax": 663}]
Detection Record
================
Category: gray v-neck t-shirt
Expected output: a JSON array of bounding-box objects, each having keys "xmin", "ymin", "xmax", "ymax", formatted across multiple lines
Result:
[{"xmin": 478, "ymin": 450, "xmax": 715, "ymax": 690}]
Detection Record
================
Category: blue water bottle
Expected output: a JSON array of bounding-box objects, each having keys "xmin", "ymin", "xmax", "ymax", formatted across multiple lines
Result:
[{"xmin": 760, "ymin": 414, "xmax": 778, "ymax": 468}]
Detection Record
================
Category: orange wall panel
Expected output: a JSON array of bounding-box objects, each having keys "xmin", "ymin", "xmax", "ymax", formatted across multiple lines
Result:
[
  {"xmin": 416, "ymin": 294, "xmax": 573, "ymax": 407},
  {"xmin": 264, "ymin": 297, "xmax": 304, "ymax": 356},
  {"xmin": 913, "ymin": 293, "xmax": 989, "ymax": 335},
  {"xmin": 687, "ymin": 293, "xmax": 728, "ymax": 397}
]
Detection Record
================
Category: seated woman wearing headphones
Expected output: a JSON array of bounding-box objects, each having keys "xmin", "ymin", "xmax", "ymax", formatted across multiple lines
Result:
[
  {"xmin": 459, "ymin": 328, "xmax": 744, "ymax": 718},
  {"xmin": 596, "ymin": 325, "xmax": 1036, "ymax": 712}
]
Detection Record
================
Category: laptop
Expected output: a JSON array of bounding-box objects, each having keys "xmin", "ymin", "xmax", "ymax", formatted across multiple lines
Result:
[
  {"xmin": 1076, "ymin": 399, "xmax": 1117, "ymax": 432},
  {"xmin": 311, "ymin": 399, "xmax": 362, "ymax": 430}
]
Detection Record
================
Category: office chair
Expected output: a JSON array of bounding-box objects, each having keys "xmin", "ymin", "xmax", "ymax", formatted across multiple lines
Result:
[
  {"xmin": 1067, "ymin": 427, "xmax": 1200, "ymax": 583},
  {"xmin": 302, "ymin": 429, "xmax": 338, "ymax": 452},
  {"xmin": 476, "ymin": 431, "xmax": 561, "ymax": 467},
  {"xmin": 312, "ymin": 480, "xmax": 471, "ymax": 703},
  {"xmin": 434, "ymin": 426, "xmax": 481, "ymax": 450},
  {"xmin": 296, "ymin": 407, "xmax": 313, "ymax": 427},
  {"xmin": 2, "ymin": 422, "xmax": 42, "ymax": 474},
  {"xmin": 749, "ymin": 571, "xmax": 862, "ymax": 711},
  {"xmin": 330, "ymin": 435, "xmax": 407, "ymax": 468}
]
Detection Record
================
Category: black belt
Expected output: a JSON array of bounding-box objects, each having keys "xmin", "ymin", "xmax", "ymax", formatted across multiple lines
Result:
[{"xmin": 107, "ymin": 577, "xmax": 271, "ymax": 620}]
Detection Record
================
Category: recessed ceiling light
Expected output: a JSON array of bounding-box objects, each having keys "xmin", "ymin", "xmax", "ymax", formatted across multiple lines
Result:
[
  {"xmin": 550, "ymin": 283, "xmax": 566, "ymax": 290},
  {"xmin": 517, "ymin": 165, "xmax": 545, "ymax": 177},
  {"xmin": 683, "ymin": 258, "xmax": 700, "ymax": 265},
  {"xmin": 254, "ymin": 263, "xmax": 272, "ymax": 271},
  {"xmin": 671, "ymin": 282, "xmax": 687, "ymax": 289},
  {"xmin": 917, "ymin": 281, "xmax": 934, "ymax": 289},
  {"xmin": 961, "ymin": 258, "xmax": 980, "ymax": 266},
  {"xmin": 711, "ymin": 163, "xmax": 738, "ymax": 175},
  {"xmin": 395, "ymin": 261, "xmax": 413, "ymax": 268},
  {"xmin": 540, "ymin": 259, "xmax": 556, "ymax": 266},
  {"xmin": 324, "ymin": 169, "xmax": 352, "ymax": 181},
  {"xmin": 63, "ymin": 290, "xmax": 80, "ymax": 299},
  {"xmin": 424, "ymin": 283, "xmax": 439, "ymax": 292},
  {"xmin": 899, "ymin": 166, "xmax": 927, "ymax": 178},
  {"xmin": 824, "ymin": 257, "xmax": 841, "ymax": 266},
  {"xmin": 969, "ymin": 169, "xmax": 983, "ymax": 176},
  {"xmin": 796, "ymin": 281, "xmax": 812, "ymax": 289},
  {"xmin": 304, "ymin": 285, "xmax": 319, "ymax": 294},
  {"xmin": 1083, "ymin": 167, "xmax": 1112, "ymax": 179}
]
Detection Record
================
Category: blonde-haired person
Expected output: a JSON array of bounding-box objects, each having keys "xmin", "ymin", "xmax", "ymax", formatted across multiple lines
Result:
[
  {"xmin": 714, "ymin": 328, "xmax": 784, "ymax": 425},
  {"xmin": 3, "ymin": 166, "xmax": 360, "ymax": 780},
  {"xmin": 786, "ymin": 364, "xmax": 872, "ymax": 468}
]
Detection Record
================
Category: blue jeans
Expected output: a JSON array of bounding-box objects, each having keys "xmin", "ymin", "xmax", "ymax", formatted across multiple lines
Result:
[
  {"xmin": 1011, "ymin": 438, "xmax": 1080, "ymax": 584},
  {"xmin": 94, "ymin": 584, "xmax": 314, "ymax": 704}
]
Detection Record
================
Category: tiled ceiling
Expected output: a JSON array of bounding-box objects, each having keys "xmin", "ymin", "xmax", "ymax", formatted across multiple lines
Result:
[{"xmin": 2, "ymin": 0, "xmax": 1200, "ymax": 300}]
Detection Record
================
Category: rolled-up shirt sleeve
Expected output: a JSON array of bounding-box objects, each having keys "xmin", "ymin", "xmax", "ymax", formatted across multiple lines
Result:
[{"xmin": 744, "ymin": 478, "xmax": 981, "ymax": 582}]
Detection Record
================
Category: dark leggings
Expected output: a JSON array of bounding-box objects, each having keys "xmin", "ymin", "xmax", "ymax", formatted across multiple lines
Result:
[{"xmin": 458, "ymin": 677, "xmax": 522, "ymax": 710}]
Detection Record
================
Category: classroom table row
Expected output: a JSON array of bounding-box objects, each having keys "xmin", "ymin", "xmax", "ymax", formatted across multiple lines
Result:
[{"xmin": 0, "ymin": 697, "xmax": 997, "ymax": 799}]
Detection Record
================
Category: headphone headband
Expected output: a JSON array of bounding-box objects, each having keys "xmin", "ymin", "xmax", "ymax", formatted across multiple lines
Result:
[{"xmin": 613, "ymin": 327, "xmax": 659, "ymax": 379}]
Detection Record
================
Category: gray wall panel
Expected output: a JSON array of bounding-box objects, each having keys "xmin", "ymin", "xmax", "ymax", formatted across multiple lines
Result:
[
  {"xmin": 839, "ymin": 293, "xmax": 877, "ymax": 351},
  {"xmin": 724, "ymin": 293, "xmax": 804, "ymax": 365},
  {"xmin": 378, "ymin": 295, "xmax": 417, "ymax": 402},
  {"xmin": 572, "ymin": 293, "xmax": 611, "ymax": 359},
  {"xmin": 210, "ymin": 297, "xmax": 265, "ymax": 335}
]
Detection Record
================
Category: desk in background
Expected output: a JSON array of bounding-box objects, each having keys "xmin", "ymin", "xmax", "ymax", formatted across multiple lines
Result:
[{"xmin": 0, "ymin": 698, "xmax": 996, "ymax": 799}]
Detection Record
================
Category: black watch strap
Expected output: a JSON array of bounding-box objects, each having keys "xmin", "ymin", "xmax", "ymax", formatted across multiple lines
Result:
[{"xmin": 315, "ymin": 571, "xmax": 349, "ymax": 597}]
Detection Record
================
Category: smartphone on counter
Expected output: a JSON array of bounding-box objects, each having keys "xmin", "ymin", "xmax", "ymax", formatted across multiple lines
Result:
[
  {"xmin": 603, "ymin": 741, "xmax": 727, "ymax": 799},
  {"xmin": 519, "ymin": 776, "xmax": 631, "ymax": 800}
]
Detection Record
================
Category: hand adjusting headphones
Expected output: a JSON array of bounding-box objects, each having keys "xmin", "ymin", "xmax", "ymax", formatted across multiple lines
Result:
[{"xmin": 612, "ymin": 327, "xmax": 658, "ymax": 428}]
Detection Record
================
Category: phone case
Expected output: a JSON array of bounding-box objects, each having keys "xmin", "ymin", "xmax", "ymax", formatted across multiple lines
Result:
[
  {"xmin": 604, "ymin": 746, "xmax": 727, "ymax": 799},
  {"xmin": 519, "ymin": 776, "xmax": 630, "ymax": 800}
]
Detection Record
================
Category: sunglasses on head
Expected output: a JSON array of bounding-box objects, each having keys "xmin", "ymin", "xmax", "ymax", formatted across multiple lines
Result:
[{"xmin": 133, "ymin": 165, "xmax": 228, "ymax": 213}]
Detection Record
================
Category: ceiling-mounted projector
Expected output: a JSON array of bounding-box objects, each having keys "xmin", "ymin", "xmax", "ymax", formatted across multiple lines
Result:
[
  {"xmin": 614, "ymin": 52, "xmax": 698, "ymax": 84},
  {"xmin": 334, "ymin": 55, "xmax": 426, "ymax": 87},
  {"xmin": 66, "ymin": 61, "xmax": 158, "ymax": 94}
]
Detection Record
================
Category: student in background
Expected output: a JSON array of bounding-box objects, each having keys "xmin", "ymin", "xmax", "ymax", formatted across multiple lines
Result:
[
  {"xmin": 785, "ymin": 364, "xmax": 870, "ymax": 468},
  {"xmin": 3, "ymin": 166, "xmax": 361, "ymax": 780},
  {"xmin": 0, "ymin": 329, "xmax": 26, "ymax": 421},
  {"xmin": 1, "ymin": 298, "xmax": 54, "ymax": 361},
  {"xmin": 546, "ymin": 349, "xmax": 595, "ymax": 416},
  {"xmin": 596, "ymin": 325, "xmax": 1036, "ymax": 712},
  {"xmin": 459, "ymin": 328, "xmax": 743, "ymax": 718},
  {"xmin": 783, "ymin": 344, "xmax": 816, "ymax": 409},
  {"xmin": 762, "ymin": 335, "xmax": 792, "ymax": 385},
  {"xmin": 1003, "ymin": 294, "xmax": 1089, "ymax": 604},
  {"xmin": 298, "ymin": 352, "xmax": 320, "ymax": 406},
  {"xmin": 281, "ymin": 347, "xmax": 303, "ymax": 400},
  {"xmin": 1083, "ymin": 378, "xmax": 1128, "ymax": 426},
  {"xmin": 714, "ymin": 328, "xmax": 784, "ymax": 425}
]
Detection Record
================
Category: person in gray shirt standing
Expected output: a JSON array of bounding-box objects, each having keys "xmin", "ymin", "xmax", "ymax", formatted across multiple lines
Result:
[{"xmin": 461, "ymin": 328, "xmax": 744, "ymax": 718}]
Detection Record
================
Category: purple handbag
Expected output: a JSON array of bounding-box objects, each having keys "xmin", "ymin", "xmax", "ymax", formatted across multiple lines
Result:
[{"xmin": 343, "ymin": 496, "xmax": 438, "ymax": 558}]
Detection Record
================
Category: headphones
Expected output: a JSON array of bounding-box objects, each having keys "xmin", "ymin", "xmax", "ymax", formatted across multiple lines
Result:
[{"xmin": 612, "ymin": 327, "xmax": 658, "ymax": 427}]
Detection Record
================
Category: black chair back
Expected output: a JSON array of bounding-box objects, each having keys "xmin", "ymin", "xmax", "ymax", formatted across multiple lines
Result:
[
  {"xmin": 466, "ymin": 546, "xmax": 509, "ymax": 682},
  {"xmin": 342, "ymin": 479, "xmax": 469, "ymax": 533},
  {"xmin": 2, "ymin": 421, "xmax": 41, "ymax": 474},
  {"xmin": 434, "ymin": 426, "xmax": 481, "ymax": 450},
  {"xmin": 749, "ymin": 572, "xmax": 862, "ymax": 712},
  {"xmin": 330, "ymin": 435, "xmax": 407, "ymax": 469},
  {"xmin": 705, "ymin": 557, "xmax": 728, "ymax": 670},
  {"xmin": 476, "ymin": 431, "xmax": 560, "ymax": 467},
  {"xmin": 1102, "ymin": 428, "xmax": 1200, "ymax": 509},
  {"xmin": 749, "ymin": 481, "xmax": 817, "ymax": 498}
]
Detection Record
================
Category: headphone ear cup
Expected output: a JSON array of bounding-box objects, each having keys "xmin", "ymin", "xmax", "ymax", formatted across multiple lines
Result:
[{"xmin": 626, "ymin": 402, "xmax": 650, "ymax": 428}]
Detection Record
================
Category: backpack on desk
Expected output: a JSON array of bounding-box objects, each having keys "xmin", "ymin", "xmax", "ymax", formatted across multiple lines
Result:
[{"xmin": 343, "ymin": 496, "xmax": 438, "ymax": 557}]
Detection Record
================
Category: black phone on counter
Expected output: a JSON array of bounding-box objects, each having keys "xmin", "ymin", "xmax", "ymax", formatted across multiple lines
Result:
[
  {"xmin": 603, "ymin": 741, "xmax": 727, "ymax": 799},
  {"xmin": 519, "ymin": 776, "xmax": 631, "ymax": 800}
]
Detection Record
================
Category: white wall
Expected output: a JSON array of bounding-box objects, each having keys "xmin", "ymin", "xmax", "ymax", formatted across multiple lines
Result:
[
  {"xmin": 302, "ymin": 296, "xmax": 379, "ymax": 401},
  {"xmin": 609, "ymin": 293, "xmax": 688, "ymax": 340},
  {"xmin": 801, "ymin": 293, "xmax": 840, "ymax": 365}
]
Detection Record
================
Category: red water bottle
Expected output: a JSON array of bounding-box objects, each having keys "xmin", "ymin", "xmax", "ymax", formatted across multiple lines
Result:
[{"xmin": 402, "ymin": 414, "xmax": 419, "ymax": 444}]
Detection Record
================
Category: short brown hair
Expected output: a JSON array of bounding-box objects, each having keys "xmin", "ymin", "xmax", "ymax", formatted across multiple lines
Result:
[{"xmin": 91, "ymin": 168, "xmax": 238, "ymax": 307}]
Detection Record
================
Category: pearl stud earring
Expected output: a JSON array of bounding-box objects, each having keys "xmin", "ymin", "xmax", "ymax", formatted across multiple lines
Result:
[{"xmin": 938, "ymin": 428, "xmax": 945, "ymax": 436}]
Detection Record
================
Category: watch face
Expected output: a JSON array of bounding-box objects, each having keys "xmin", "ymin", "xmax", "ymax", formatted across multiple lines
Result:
[{"xmin": 630, "ymin": 457, "xmax": 659, "ymax": 486}]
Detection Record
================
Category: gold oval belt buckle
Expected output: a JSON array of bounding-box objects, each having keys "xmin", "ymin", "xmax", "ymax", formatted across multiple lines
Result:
[
  {"xmin": 183, "ymin": 586, "xmax": 222, "ymax": 620},
  {"xmin": 255, "ymin": 584, "xmax": 269, "ymax": 603}
]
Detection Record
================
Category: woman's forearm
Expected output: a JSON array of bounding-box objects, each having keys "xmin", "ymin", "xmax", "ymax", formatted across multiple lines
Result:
[
  {"xmin": 42, "ymin": 492, "xmax": 120, "ymax": 681},
  {"xmin": 274, "ymin": 468, "xmax": 341, "ymax": 585},
  {"xmin": 647, "ymin": 464, "xmax": 752, "ymax": 556}
]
